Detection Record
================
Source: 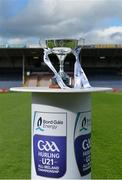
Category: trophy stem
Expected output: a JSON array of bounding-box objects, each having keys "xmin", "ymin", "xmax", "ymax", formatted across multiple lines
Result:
[
  {"xmin": 59, "ymin": 61, "xmax": 64, "ymax": 76},
  {"xmin": 57, "ymin": 54, "xmax": 65, "ymax": 77}
]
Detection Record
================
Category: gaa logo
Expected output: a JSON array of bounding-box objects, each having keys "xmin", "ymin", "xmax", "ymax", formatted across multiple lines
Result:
[
  {"xmin": 38, "ymin": 140, "xmax": 60, "ymax": 152},
  {"xmin": 36, "ymin": 117, "xmax": 44, "ymax": 131}
]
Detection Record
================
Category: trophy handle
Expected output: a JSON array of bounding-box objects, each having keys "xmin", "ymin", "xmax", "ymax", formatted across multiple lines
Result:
[{"xmin": 73, "ymin": 47, "xmax": 91, "ymax": 88}]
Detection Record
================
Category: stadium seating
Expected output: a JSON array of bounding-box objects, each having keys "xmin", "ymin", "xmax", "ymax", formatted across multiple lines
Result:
[{"xmin": 25, "ymin": 73, "xmax": 51, "ymax": 87}]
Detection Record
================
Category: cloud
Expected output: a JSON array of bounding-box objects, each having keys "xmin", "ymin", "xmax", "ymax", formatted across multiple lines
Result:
[
  {"xmin": 84, "ymin": 26, "xmax": 122, "ymax": 44},
  {"xmin": 0, "ymin": 0, "xmax": 122, "ymax": 43}
]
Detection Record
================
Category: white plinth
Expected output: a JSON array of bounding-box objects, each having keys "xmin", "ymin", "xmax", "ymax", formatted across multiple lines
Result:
[
  {"xmin": 10, "ymin": 86, "xmax": 112, "ymax": 93},
  {"xmin": 10, "ymin": 87, "xmax": 112, "ymax": 180}
]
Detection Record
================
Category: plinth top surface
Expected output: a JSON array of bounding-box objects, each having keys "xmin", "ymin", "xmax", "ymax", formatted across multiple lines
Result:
[{"xmin": 10, "ymin": 87, "xmax": 112, "ymax": 93}]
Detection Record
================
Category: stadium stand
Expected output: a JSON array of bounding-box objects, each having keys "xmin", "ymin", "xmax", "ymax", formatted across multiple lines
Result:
[{"xmin": 1, "ymin": 43, "xmax": 122, "ymax": 88}]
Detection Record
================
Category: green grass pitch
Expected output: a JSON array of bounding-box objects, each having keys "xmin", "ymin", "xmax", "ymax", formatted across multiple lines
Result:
[{"xmin": 0, "ymin": 92, "xmax": 122, "ymax": 179}]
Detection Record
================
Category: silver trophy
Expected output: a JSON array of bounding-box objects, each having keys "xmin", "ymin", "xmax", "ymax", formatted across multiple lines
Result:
[
  {"xmin": 44, "ymin": 39, "xmax": 78, "ymax": 87},
  {"xmin": 41, "ymin": 38, "xmax": 91, "ymax": 89},
  {"xmin": 51, "ymin": 47, "xmax": 72, "ymax": 87}
]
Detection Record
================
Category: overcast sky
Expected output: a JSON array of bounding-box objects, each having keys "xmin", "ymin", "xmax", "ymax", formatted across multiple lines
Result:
[{"xmin": 0, "ymin": 0, "xmax": 122, "ymax": 45}]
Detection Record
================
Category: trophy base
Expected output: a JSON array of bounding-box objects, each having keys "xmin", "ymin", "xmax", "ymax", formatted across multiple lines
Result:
[
  {"xmin": 49, "ymin": 83, "xmax": 60, "ymax": 89},
  {"xmin": 49, "ymin": 75, "xmax": 73, "ymax": 89}
]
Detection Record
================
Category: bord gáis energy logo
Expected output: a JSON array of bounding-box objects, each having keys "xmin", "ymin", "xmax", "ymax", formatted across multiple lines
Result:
[
  {"xmin": 36, "ymin": 117, "xmax": 44, "ymax": 132},
  {"xmin": 80, "ymin": 116, "xmax": 90, "ymax": 132}
]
